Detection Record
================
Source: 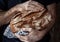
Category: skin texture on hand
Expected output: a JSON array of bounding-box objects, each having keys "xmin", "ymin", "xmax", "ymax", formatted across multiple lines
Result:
[
  {"xmin": 47, "ymin": 3, "xmax": 56, "ymax": 18},
  {"xmin": 0, "ymin": 11, "xmax": 6, "ymax": 26},
  {"xmin": 0, "ymin": 5, "xmax": 21, "ymax": 26}
]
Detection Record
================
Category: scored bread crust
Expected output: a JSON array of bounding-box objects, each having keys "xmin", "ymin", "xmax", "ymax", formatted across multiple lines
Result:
[{"xmin": 10, "ymin": 1, "xmax": 55, "ymax": 33}]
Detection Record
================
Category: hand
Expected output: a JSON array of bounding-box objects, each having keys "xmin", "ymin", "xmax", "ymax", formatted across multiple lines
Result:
[
  {"xmin": 3, "ymin": 6, "xmax": 21, "ymax": 25},
  {"xmin": 0, "ymin": 11, "xmax": 6, "ymax": 26},
  {"xmin": 47, "ymin": 3, "xmax": 56, "ymax": 19},
  {"xmin": 0, "ymin": 6, "xmax": 20, "ymax": 26}
]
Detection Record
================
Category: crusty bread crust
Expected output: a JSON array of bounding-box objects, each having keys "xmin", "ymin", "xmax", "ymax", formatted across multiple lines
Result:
[
  {"xmin": 10, "ymin": 1, "xmax": 53, "ymax": 33},
  {"xmin": 9, "ymin": 1, "xmax": 55, "ymax": 42}
]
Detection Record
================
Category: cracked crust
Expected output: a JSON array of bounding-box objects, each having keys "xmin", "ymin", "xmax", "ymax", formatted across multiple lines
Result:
[{"xmin": 9, "ymin": 1, "xmax": 55, "ymax": 42}]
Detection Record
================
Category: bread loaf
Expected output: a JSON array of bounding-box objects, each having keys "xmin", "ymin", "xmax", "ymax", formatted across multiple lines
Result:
[{"xmin": 9, "ymin": 0, "xmax": 55, "ymax": 42}]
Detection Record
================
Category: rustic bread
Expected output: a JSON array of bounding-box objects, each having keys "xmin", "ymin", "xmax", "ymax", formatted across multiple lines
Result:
[{"xmin": 9, "ymin": 0, "xmax": 55, "ymax": 42}]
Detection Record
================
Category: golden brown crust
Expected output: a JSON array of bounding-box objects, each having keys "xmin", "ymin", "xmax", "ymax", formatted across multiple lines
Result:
[{"xmin": 9, "ymin": 1, "xmax": 54, "ymax": 33}]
